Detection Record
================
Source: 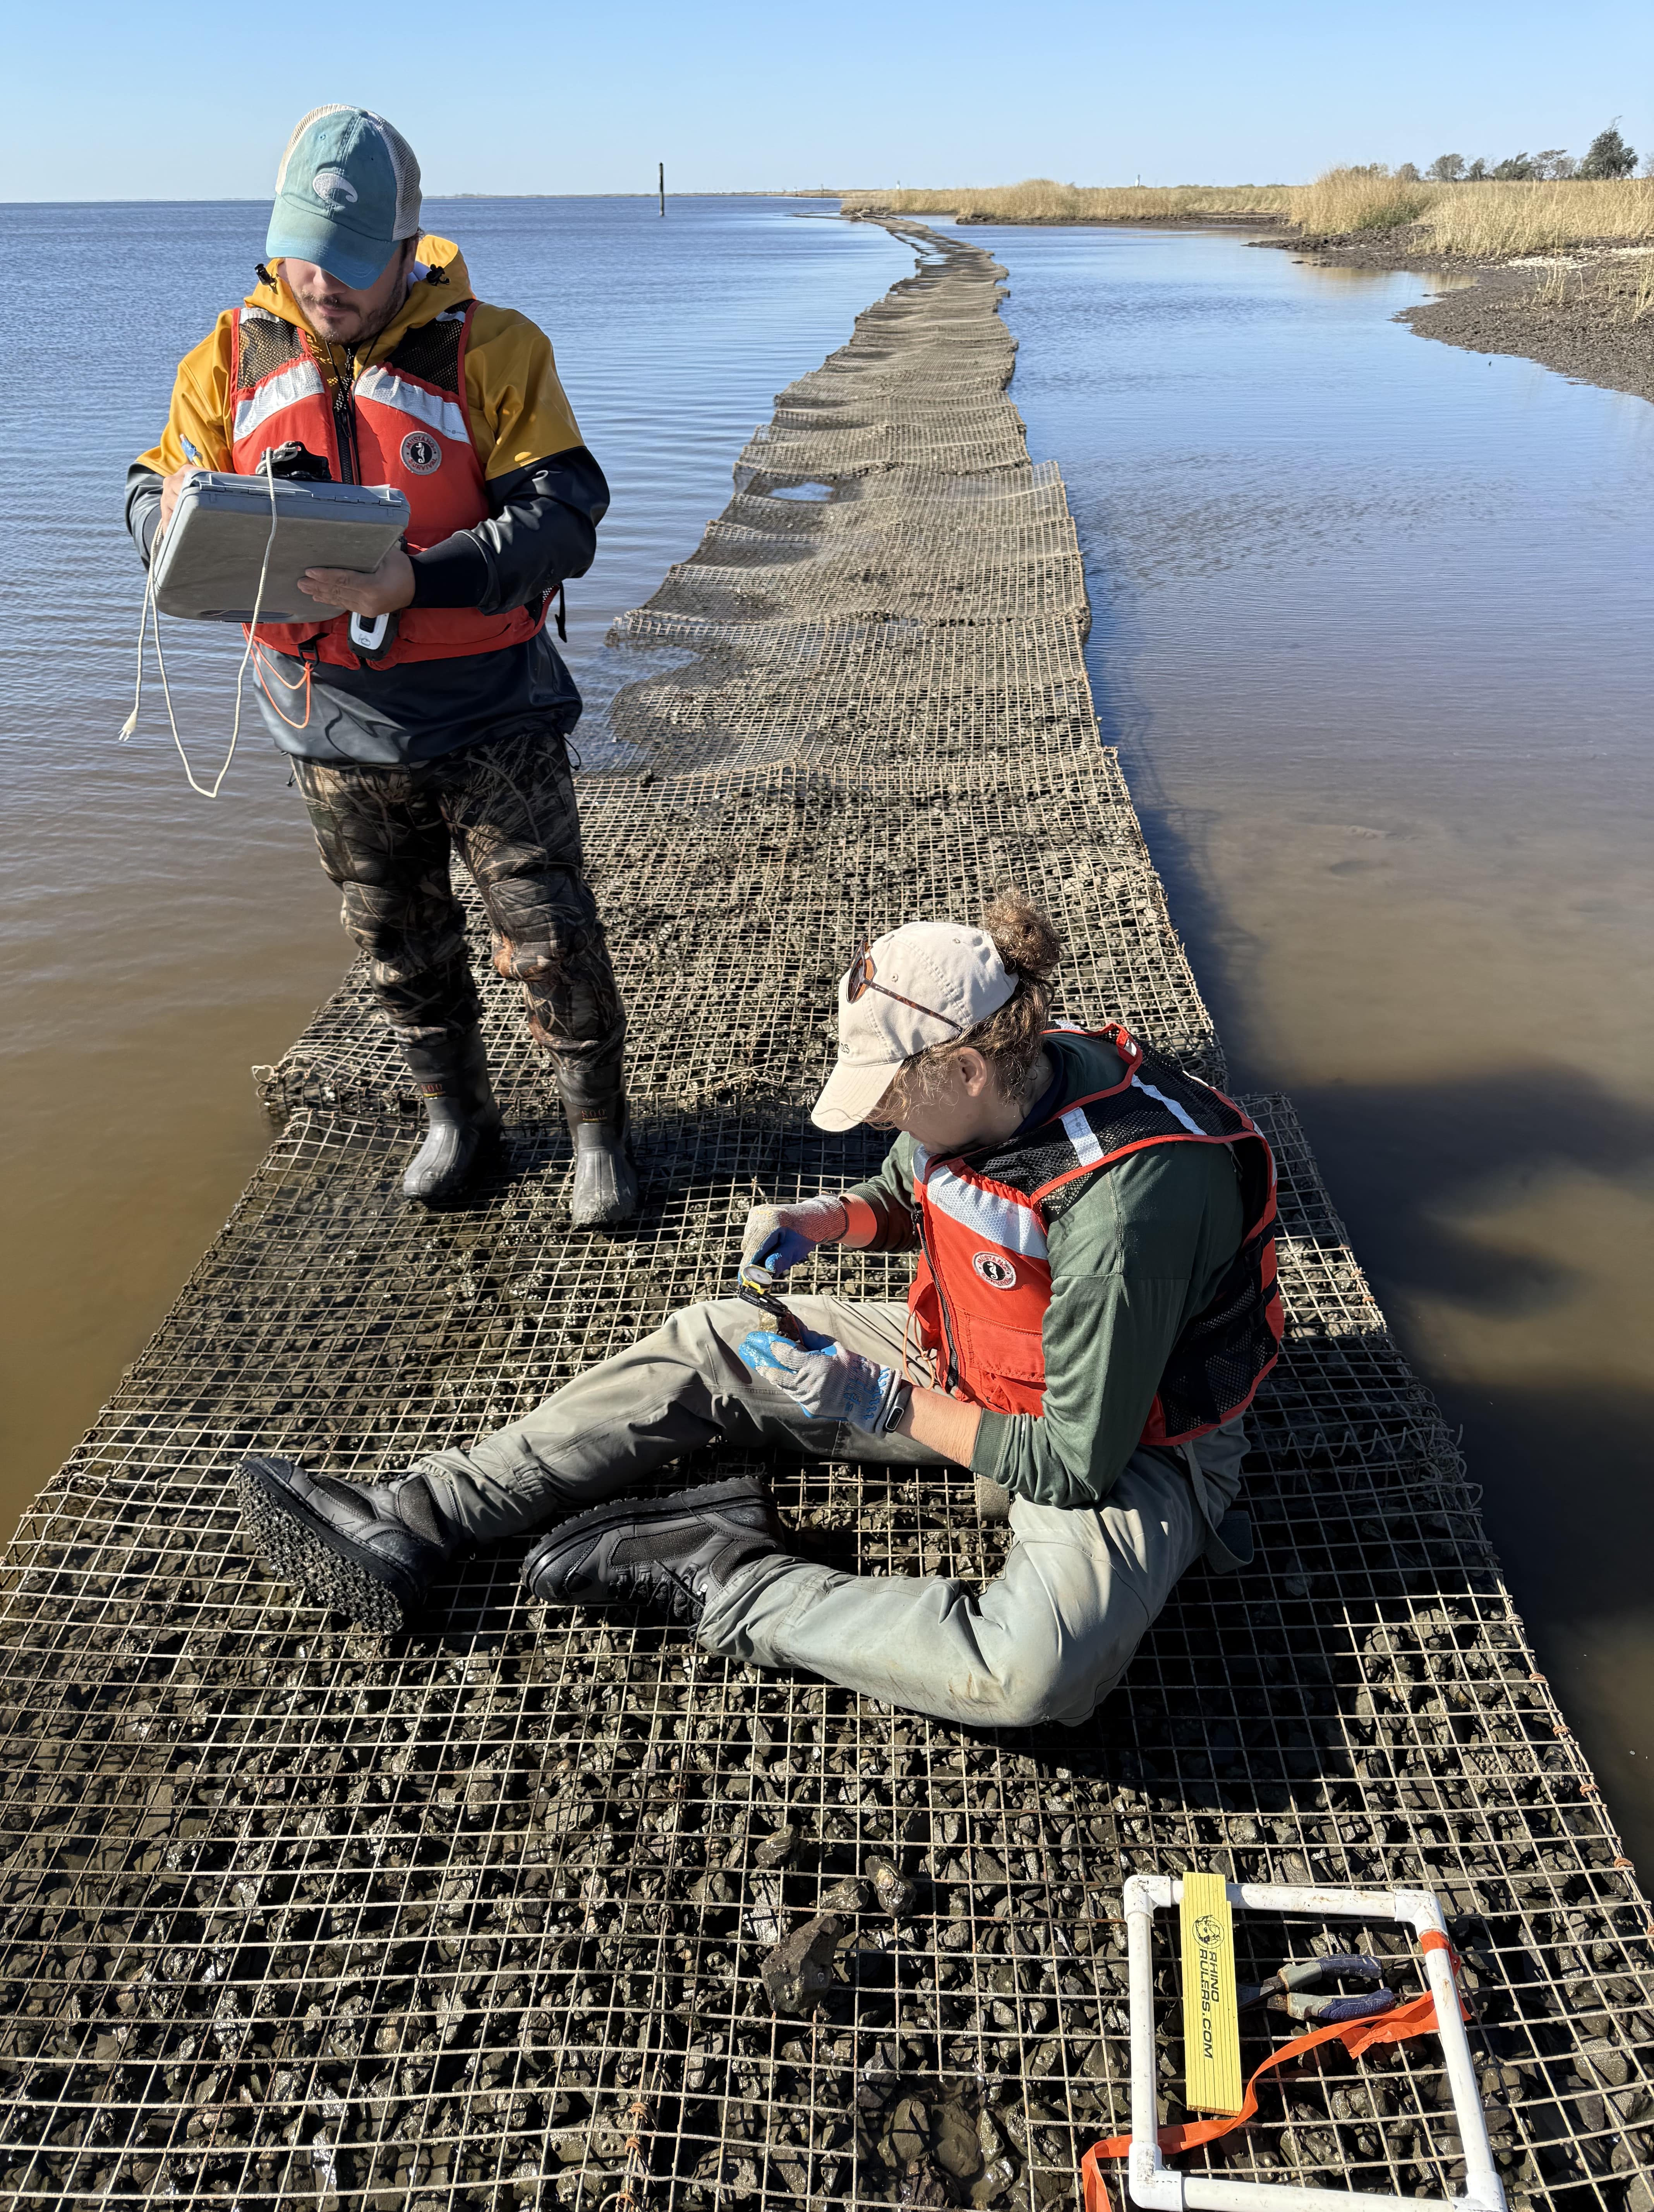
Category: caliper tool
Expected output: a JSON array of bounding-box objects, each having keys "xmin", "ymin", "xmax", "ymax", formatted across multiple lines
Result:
[{"xmin": 735, "ymin": 1267, "xmax": 813, "ymax": 1346}]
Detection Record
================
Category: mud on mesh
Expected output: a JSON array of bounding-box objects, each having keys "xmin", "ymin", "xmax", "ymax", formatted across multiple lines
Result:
[
  {"xmin": 0, "ymin": 1104, "xmax": 1647, "ymax": 2210},
  {"xmin": 2, "ymin": 223, "xmax": 1650, "ymax": 2212}
]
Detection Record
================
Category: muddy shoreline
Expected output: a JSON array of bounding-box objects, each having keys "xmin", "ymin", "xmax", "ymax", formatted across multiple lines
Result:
[
  {"xmin": 853, "ymin": 208, "xmax": 1654, "ymax": 408},
  {"xmin": 1393, "ymin": 263, "xmax": 1654, "ymax": 406},
  {"xmin": 1265, "ymin": 226, "xmax": 1654, "ymax": 407}
]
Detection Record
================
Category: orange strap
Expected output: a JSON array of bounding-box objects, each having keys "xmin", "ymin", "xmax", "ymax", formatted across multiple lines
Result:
[{"xmin": 1081, "ymin": 1935, "xmax": 1462, "ymax": 2212}]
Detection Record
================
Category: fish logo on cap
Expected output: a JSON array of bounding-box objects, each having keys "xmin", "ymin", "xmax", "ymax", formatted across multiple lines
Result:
[{"xmin": 311, "ymin": 169, "xmax": 359, "ymax": 206}]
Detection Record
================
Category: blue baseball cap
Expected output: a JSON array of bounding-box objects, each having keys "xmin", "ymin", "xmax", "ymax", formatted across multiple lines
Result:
[{"xmin": 266, "ymin": 106, "xmax": 422, "ymax": 291}]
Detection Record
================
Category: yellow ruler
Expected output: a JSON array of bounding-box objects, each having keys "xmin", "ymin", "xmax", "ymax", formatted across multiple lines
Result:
[{"xmin": 1180, "ymin": 1870, "xmax": 1243, "ymax": 2114}]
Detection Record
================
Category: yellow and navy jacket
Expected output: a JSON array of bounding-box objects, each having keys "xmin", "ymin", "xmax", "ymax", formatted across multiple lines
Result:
[{"xmin": 125, "ymin": 239, "xmax": 608, "ymax": 763}]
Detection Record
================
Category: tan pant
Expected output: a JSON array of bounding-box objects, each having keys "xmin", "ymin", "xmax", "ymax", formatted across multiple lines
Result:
[{"xmin": 411, "ymin": 1297, "xmax": 1247, "ymax": 1728}]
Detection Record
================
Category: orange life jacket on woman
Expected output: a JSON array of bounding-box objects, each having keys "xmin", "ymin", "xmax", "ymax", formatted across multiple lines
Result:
[
  {"xmin": 908, "ymin": 1025, "xmax": 1283, "ymax": 1444},
  {"xmin": 228, "ymin": 300, "xmax": 546, "ymax": 669}
]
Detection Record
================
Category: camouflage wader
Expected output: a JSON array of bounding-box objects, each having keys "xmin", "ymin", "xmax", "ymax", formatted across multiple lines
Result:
[{"xmin": 293, "ymin": 716, "xmax": 625, "ymax": 1087}]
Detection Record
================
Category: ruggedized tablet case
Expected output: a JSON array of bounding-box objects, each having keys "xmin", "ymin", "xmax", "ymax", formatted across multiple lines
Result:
[{"xmin": 150, "ymin": 474, "xmax": 411, "ymax": 623}]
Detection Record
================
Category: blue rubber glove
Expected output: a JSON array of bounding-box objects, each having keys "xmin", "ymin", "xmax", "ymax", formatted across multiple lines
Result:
[
  {"xmin": 740, "ymin": 1328, "xmax": 899, "ymax": 1433},
  {"xmin": 740, "ymin": 1196, "xmax": 848, "ymax": 1281}
]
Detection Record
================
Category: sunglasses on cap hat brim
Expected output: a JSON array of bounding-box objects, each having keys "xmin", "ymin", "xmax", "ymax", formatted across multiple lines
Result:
[{"xmin": 844, "ymin": 940, "xmax": 966, "ymax": 1034}]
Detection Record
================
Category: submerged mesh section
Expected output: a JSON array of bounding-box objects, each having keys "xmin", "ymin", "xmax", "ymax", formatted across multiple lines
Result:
[{"xmin": 2, "ymin": 222, "xmax": 1649, "ymax": 2212}]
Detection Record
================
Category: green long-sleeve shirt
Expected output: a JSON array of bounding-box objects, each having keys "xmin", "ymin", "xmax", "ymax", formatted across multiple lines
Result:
[{"xmin": 845, "ymin": 1032, "xmax": 1244, "ymax": 1510}]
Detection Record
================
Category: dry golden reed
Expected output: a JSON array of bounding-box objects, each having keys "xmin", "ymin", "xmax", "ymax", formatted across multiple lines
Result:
[
  {"xmin": 843, "ymin": 171, "xmax": 1654, "ymax": 258},
  {"xmin": 842, "ymin": 179, "xmax": 1291, "ymax": 223}
]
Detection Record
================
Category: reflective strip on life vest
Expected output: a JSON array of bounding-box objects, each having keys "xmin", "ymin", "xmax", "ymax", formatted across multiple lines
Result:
[
  {"xmin": 1131, "ymin": 1072, "xmax": 1206, "ymax": 1135},
  {"xmin": 233, "ymin": 359, "xmax": 325, "ymax": 443},
  {"xmin": 922, "ymin": 1163, "xmax": 1050, "ymax": 1259},
  {"xmin": 1060, "ymin": 1106, "xmax": 1105, "ymax": 1166},
  {"xmin": 354, "ymin": 365, "xmax": 471, "ymax": 445}
]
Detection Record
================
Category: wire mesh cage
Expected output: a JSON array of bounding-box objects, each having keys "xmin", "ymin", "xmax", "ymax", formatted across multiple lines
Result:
[{"xmin": 1, "ymin": 225, "xmax": 1649, "ymax": 2212}]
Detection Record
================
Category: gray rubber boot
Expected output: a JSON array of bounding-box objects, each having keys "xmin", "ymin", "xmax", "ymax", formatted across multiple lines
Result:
[
  {"xmin": 236, "ymin": 1456, "xmax": 462, "ymax": 1632},
  {"xmin": 522, "ymin": 1477, "xmax": 784, "ymax": 1628},
  {"xmin": 400, "ymin": 1028, "xmax": 503, "ymax": 1204},
  {"xmin": 550, "ymin": 1036, "xmax": 638, "ymax": 1229}
]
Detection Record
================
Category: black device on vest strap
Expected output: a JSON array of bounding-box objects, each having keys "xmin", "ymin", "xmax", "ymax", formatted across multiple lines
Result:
[{"xmin": 260, "ymin": 441, "xmax": 332, "ymax": 484}]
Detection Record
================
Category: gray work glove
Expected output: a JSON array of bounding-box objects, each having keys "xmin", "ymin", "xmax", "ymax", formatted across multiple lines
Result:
[
  {"xmin": 739, "ymin": 1326, "xmax": 906, "ymax": 1435},
  {"xmin": 740, "ymin": 1195, "xmax": 848, "ymax": 1282}
]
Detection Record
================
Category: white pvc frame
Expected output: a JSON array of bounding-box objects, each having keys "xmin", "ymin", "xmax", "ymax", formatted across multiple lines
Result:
[{"xmin": 1120, "ymin": 1876, "xmax": 1506, "ymax": 2212}]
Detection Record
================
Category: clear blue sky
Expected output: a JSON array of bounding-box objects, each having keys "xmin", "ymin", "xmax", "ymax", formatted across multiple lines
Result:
[{"xmin": 7, "ymin": 0, "xmax": 1650, "ymax": 200}]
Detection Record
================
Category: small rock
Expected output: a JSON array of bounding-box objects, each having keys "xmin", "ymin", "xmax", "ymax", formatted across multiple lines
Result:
[
  {"xmin": 858, "ymin": 2041, "xmax": 901, "ymax": 2109},
  {"xmin": 970, "ymin": 2155, "xmax": 1017, "ymax": 2206},
  {"xmin": 889, "ymin": 2095, "xmax": 930, "ymax": 2166},
  {"xmin": 899, "ymin": 2157, "xmax": 954, "ymax": 2206},
  {"xmin": 752, "ymin": 1824, "xmax": 797, "ymax": 1870},
  {"xmin": 867, "ymin": 1854, "xmax": 917, "ymax": 1918},
  {"xmin": 1577, "ymin": 2036, "xmax": 1629, "ymax": 2089},
  {"xmin": 759, "ymin": 1910, "xmax": 846, "ymax": 2013},
  {"xmin": 976, "ymin": 2110, "xmax": 1007, "ymax": 2163},
  {"xmin": 822, "ymin": 1875, "xmax": 870, "ymax": 1914},
  {"xmin": 933, "ymin": 2102, "xmax": 983, "ymax": 2180}
]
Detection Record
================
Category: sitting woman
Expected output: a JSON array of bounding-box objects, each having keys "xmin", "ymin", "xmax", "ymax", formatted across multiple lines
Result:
[{"xmin": 238, "ymin": 893, "xmax": 1280, "ymax": 1729}]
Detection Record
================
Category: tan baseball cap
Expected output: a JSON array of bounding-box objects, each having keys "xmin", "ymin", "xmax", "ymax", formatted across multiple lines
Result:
[{"xmin": 810, "ymin": 922, "xmax": 1019, "ymax": 1131}]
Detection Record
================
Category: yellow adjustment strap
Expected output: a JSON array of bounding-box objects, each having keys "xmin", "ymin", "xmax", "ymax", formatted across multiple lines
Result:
[{"xmin": 1180, "ymin": 1870, "xmax": 1243, "ymax": 2115}]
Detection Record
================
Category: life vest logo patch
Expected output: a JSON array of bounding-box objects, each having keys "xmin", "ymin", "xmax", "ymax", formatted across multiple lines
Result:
[
  {"xmin": 972, "ymin": 1252, "xmax": 1017, "ymax": 1291},
  {"xmin": 400, "ymin": 430, "xmax": 442, "ymax": 475}
]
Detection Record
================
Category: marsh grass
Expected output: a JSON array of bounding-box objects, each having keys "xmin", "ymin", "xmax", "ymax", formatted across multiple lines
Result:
[
  {"xmin": 1421, "ymin": 179, "xmax": 1654, "ymax": 256},
  {"xmin": 844, "ymin": 172, "xmax": 1654, "ymax": 258},
  {"xmin": 1291, "ymin": 167, "xmax": 1434, "ymax": 234},
  {"xmin": 843, "ymin": 179, "xmax": 1292, "ymax": 223},
  {"xmin": 1593, "ymin": 254, "xmax": 1654, "ymax": 323},
  {"xmin": 1531, "ymin": 261, "xmax": 1584, "ymax": 309}
]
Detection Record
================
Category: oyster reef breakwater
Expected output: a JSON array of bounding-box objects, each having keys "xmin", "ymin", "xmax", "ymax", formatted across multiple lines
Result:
[{"xmin": 2, "ymin": 224, "xmax": 1651, "ymax": 2211}]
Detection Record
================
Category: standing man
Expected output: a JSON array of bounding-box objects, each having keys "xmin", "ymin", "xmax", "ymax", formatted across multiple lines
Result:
[{"xmin": 127, "ymin": 106, "xmax": 635, "ymax": 1223}]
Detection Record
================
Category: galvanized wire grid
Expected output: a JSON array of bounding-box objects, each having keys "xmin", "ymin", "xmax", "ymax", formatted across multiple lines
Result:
[{"xmin": 2, "ymin": 226, "xmax": 1650, "ymax": 2212}]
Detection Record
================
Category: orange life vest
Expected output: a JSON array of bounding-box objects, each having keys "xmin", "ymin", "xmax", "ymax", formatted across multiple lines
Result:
[
  {"xmin": 228, "ymin": 299, "xmax": 546, "ymax": 669},
  {"xmin": 908, "ymin": 1025, "xmax": 1283, "ymax": 1444}
]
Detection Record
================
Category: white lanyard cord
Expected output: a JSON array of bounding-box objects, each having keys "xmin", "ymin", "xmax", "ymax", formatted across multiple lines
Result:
[{"xmin": 119, "ymin": 448, "xmax": 283, "ymax": 800}]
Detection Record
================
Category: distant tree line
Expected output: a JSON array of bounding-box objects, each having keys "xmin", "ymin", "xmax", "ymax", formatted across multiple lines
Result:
[{"xmin": 1409, "ymin": 126, "xmax": 1640, "ymax": 183}]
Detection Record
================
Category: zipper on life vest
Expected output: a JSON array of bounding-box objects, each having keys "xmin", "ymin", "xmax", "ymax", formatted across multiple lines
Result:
[{"xmin": 322, "ymin": 340, "xmax": 360, "ymax": 484}]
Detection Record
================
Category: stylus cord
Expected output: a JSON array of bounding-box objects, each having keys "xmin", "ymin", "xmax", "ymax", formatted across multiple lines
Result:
[{"xmin": 119, "ymin": 449, "xmax": 282, "ymax": 799}]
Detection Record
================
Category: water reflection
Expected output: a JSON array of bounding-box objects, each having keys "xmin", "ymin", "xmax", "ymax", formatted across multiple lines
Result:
[{"xmin": 949, "ymin": 218, "xmax": 1654, "ymax": 1872}]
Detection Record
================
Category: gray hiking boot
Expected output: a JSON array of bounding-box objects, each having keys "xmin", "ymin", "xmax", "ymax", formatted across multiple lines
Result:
[
  {"xmin": 236, "ymin": 1456, "xmax": 458, "ymax": 1632},
  {"xmin": 400, "ymin": 1027, "xmax": 503, "ymax": 1204},
  {"xmin": 550, "ymin": 1036, "xmax": 638, "ymax": 1229},
  {"xmin": 522, "ymin": 1477, "xmax": 784, "ymax": 1627}
]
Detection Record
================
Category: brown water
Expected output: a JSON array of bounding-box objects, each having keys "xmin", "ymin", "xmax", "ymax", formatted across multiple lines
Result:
[
  {"xmin": 0, "ymin": 194, "xmax": 909, "ymax": 1527},
  {"xmin": 968, "ymin": 221, "xmax": 1654, "ymax": 1874},
  {"xmin": 5, "ymin": 204, "xmax": 1651, "ymax": 1874}
]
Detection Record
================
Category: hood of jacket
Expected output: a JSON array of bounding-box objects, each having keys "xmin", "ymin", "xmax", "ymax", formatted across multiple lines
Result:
[{"xmin": 244, "ymin": 236, "xmax": 474, "ymax": 366}]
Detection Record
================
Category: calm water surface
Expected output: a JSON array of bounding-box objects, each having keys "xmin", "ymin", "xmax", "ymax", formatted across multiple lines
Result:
[
  {"xmin": 3, "ymin": 203, "xmax": 1650, "ymax": 1870},
  {"xmin": 947, "ymin": 220, "xmax": 1654, "ymax": 1870},
  {"xmin": 0, "ymin": 194, "xmax": 909, "ymax": 1532}
]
